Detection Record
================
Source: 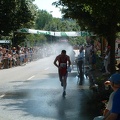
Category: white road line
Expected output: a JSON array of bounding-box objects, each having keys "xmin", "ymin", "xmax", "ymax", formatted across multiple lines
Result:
[
  {"xmin": 27, "ymin": 75, "xmax": 35, "ymax": 80},
  {"xmin": 0, "ymin": 94, "xmax": 5, "ymax": 98},
  {"xmin": 27, "ymin": 68, "xmax": 49, "ymax": 80},
  {"xmin": 44, "ymin": 67, "xmax": 49, "ymax": 70}
]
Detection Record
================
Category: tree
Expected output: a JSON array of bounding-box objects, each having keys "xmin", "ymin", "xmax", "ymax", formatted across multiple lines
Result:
[
  {"xmin": 26, "ymin": 34, "xmax": 47, "ymax": 47},
  {"xmin": 35, "ymin": 9, "xmax": 82, "ymax": 44},
  {"xmin": 35, "ymin": 10, "xmax": 53, "ymax": 30},
  {"xmin": 69, "ymin": 36, "xmax": 86, "ymax": 45},
  {"xmin": 0, "ymin": 0, "xmax": 37, "ymax": 37},
  {"xmin": 53, "ymin": 0, "xmax": 120, "ymax": 73}
]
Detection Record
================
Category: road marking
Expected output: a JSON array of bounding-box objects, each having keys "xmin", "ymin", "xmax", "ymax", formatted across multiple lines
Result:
[
  {"xmin": 27, "ymin": 75, "xmax": 35, "ymax": 80},
  {"xmin": 44, "ymin": 67, "xmax": 49, "ymax": 70},
  {"xmin": 27, "ymin": 67, "xmax": 49, "ymax": 80},
  {"xmin": 0, "ymin": 94, "xmax": 5, "ymax": 98}
]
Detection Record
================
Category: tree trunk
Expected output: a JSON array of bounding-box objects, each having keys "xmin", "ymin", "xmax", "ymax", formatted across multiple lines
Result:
[
  {"xmin": 107, "ymin": 34, "xmax": 116, "ymax": 74},
  {"xmin": 100, "ymin": 36, "xmax": 104, "ymax": 56}
]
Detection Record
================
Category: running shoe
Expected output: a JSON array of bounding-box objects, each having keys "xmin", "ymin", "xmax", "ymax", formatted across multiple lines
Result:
[
  {"xmin": 61, "ymin": 82, "xmax": 63, "ymax": 86},
  {"xmin": 62, "ymin": 91, "xmax": 66, "ymax": 97}
]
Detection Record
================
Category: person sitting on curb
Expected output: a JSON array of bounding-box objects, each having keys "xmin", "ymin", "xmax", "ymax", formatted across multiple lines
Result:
[
  {"xmin": 93, "ymin": 84, "xmax": 115, "ymax": 120},
  {"xmin": 93, "ymin": 73, "xmax": 120, "ymax": 120},
  {"xmin": 104, "ymin": 73, "xmax": 120, "ymax": 120},
  {"xmin": 100, "ymin": 68, "xmax": 120, "ymax": 120}
]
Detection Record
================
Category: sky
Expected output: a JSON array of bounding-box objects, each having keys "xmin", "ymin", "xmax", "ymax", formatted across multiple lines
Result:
[{"xmin": 33, "ymin": 0, "xmax": 62, "ymax": 18}]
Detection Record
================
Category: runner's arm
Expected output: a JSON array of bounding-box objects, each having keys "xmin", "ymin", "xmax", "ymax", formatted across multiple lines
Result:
[
  {"xmin": 54, "ymin": 57, "xmax": 59, "ymax": 68},
  {"xmin": 67, "ymin": 56, "xmax": 71, "ymax": 67}
]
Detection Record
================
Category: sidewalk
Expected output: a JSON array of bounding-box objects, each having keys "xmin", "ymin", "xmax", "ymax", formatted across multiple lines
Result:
[{"xmin": 69, "ymin": 65, "xmax": 103, "ymax": 119}]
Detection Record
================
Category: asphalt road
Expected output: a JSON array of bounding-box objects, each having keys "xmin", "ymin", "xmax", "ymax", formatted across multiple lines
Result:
[{"xmin": 0, "ymin": 56, "xmax": 99, "ymax": 120}]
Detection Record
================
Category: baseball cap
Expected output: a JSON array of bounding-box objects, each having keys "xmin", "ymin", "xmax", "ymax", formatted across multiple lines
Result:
[{"xmin": 109, "ymin": 73, "xmax": 120, "ymax": 84}]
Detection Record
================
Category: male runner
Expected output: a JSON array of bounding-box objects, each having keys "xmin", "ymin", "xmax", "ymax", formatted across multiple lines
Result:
[{"xmin": 54, "ymin": 50, "xmax": 71, "ymax": 97}]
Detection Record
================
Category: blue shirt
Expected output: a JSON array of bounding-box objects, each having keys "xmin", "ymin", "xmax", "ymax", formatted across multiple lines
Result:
[
  {"xmin": 77, "ymin": 51, "xmax": 84, "ymax": 61},
  {"xmin": 111, "ymin": 88, "xmax": 120, "ymax": 120}
]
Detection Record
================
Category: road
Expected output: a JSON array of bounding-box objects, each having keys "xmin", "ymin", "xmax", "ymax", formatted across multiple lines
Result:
[{"xmin": 0, "ymin": 55, "xmax": 99, "ymax": 120}]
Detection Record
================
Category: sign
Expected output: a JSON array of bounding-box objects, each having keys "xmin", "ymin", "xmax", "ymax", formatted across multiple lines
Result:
[{"xmin": 17, "ymin": 28, "xmax": 95, "ymax": 37}]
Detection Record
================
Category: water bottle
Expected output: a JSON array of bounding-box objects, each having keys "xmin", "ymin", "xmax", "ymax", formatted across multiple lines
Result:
[{"xmin": 67, "ymin": 66, "xmax": 71, "ymax": 72}]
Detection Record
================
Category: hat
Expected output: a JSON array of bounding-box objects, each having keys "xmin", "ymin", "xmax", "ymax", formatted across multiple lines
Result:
[{"xmin": 109, "ymin": 73, "xmax": 120, "ymax": 84}]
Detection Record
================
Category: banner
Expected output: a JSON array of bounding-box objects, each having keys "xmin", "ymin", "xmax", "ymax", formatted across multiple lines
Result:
[
  {"xmin": 0, "ymin": 40, "xmax": 11, "ymax": 43},
  {"xmin": 17, "ymin": 28, "xmax": 95, "ymax": 37}
]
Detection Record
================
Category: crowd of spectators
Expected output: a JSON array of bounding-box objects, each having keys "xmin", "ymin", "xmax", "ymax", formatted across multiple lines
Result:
[{"xmin": 0, "ymin": 45, "xmax": 54, "ymax": 69}]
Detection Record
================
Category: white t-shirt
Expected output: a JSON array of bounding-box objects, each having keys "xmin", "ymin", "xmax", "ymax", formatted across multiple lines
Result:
[
  {"xmin": 106, "ymin": 91, "xmax": 115, "ymax": 110},
  {"xmin": 77, "ymin": 51, "xmax": 84, "ymax": 61},
  {"xmin": 93, "ymin": 91, "xmax": 115, "ymax": 120}
]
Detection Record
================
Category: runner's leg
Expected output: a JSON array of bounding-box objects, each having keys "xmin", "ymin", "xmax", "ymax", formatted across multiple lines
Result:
[
  {"xmin": 58, "ymin": 70, "xmax": 63, "ymax": 86},
  {"xmin": 62, "ymin": 73, "xmax": 68, "ymax": 96},
  {"xmin": 63, "ymin": 77, "xmax": 67, "ymax": 91}
]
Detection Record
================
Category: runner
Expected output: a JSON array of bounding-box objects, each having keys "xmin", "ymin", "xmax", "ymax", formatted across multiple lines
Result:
[{"xmin": 54, "ymin": 50, "xmax": 71, "ymax": 97}]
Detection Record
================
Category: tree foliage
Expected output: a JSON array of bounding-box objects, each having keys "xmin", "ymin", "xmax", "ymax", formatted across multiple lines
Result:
[
  {"xmin": 53, "ymin": 0, "xmax": 120, "ymax": 37},
  {"xmin": 53, "ymin": 0, "xmax": 120, "ymax": 73},
  {"xmin": 0, "ymin": 0, "xmax": 85, "ymax": 46},
  {"xmin": 35, "ymin": 10, "xmax": 53, "ymax": 30},
  {"xmin": 0, "ymin": 0, "xmax": 37, "ymax": 37},
  {"xmin": 35, "ymin": 10, "xmax": 84, "ymax": 45}
]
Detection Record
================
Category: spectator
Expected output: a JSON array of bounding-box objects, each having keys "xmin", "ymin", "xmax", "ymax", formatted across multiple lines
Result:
[
  {"xmin": 29, "ymin": 47, "xmax": 33, "ymax": 62},
  {"xmin": 2, "ymin": 49, "xmax": 9, "ymax": 69},
  {"xmin": 85, "ymin": 43, "xmax": 92, "ymax": 64},
  {"xmin": 70, "ymin": 50, "xmax": 75, "ymax": 69},
  {"xmin": 93, "ymin": 73, "xmax": 120, "ymax": 120},
  {"xmin": 90, "ymin": 50, "xmax": 96, "ymax": 70},
  {"xmin": 19, "ymin": 48, "xmax": 25, "ymax": 65},
  {"xmin": 8, "ymin": 50, "xmax": 12, "ymax": 68},
  {"xmin": 103, "ymin": 46, "xmax": 110, "ymax": 74},
  {"xmin": 77, "ymin": 46, "xmax": 85, "ymax": 85},
  {"xmin": 117, "ymin": 47, "xmax": 120, "ymax": 57},
  {"xmin": 0, "ymin": 47, "xmax": 3, "ymax": 69},
  {"xmin": 24, "ymin": 47, "xmax": 29, "ymax": 63},
  {"xmin": 105, "ymin": 73, "xmax": 120, "ymax": 120},
  {"xmin": 15, "ymin": 50, "xmax": 20, "ymax": 66}
]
